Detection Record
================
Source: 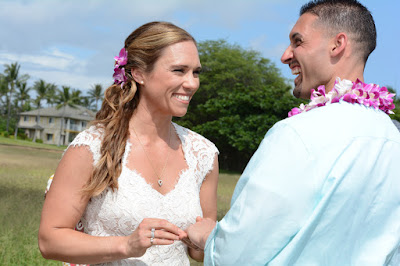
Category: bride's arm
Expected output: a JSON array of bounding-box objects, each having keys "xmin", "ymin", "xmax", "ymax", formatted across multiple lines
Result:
[
  {"xmin": 39, "ymin": 146, "xmax": 129, "ymax": 264},
  {"xmin": 188, "ymin": 155, "xmax": 219, "ymax": 261}
]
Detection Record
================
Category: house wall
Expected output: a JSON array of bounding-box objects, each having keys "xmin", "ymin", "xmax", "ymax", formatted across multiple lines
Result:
[{"xmin": 18, "ymin": 115, "xmax": 91, "ymax": 146}]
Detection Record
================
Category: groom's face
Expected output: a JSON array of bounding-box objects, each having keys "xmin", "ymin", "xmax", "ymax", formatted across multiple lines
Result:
[{"xmin": 281, "ymin": 13, "xmax": 332, "ymax": 99}]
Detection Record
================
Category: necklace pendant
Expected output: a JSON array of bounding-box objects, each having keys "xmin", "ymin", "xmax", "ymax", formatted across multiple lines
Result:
[{"xmin": 158, "ymin": 180, "xmax": 163, "ymax": 187}]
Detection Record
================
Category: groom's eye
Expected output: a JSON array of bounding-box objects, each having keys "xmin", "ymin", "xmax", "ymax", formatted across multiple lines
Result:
[{"xmin": 294, "ymin": 38, "xmax": 302, "ymax": 47}]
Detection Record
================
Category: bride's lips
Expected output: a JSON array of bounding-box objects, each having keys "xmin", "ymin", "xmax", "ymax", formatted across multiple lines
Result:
[{"xmin": 173, "ymin": 93, "xmax": 191, "ymax": 104}]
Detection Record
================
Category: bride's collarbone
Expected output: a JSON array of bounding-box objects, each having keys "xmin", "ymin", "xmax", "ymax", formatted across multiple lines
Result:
[{"xmin": 125, "ymin": 142, "xmax": 188, "ymax": 194}]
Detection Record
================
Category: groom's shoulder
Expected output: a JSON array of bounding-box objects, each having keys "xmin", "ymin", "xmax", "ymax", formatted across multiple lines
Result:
[{"xmin": 271, "ymin": 102, "xmax": 400, "ymax": 142}]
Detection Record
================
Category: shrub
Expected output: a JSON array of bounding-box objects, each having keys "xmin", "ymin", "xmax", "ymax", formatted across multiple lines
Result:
[{"xmin": 17, "ymin": 132, "xmax": 28, "ymax": 140}]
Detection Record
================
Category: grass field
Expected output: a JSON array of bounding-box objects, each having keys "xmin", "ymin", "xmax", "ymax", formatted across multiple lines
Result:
[{"xmin": 0, "ymin": 137, "xmax": 239, "ymax": 265}]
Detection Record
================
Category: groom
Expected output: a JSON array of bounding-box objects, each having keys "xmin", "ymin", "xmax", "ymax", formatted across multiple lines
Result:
[{"xmin": 187, "ymin": 0, "xmax": 400, "ymax": 265}]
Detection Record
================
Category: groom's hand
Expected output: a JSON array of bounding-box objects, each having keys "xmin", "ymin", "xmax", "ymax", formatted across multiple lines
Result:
[{"xmin": 186, "ymin": 216, "xmax": 217, "ymax": 250}]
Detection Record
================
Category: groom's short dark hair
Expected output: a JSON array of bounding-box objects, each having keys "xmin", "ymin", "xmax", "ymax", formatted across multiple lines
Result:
[{"xmin": 300, "ymin": 0, "xmax": 376, "ymax": 63}]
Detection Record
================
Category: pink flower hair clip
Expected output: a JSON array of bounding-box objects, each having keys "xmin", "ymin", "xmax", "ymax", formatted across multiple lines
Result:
[{"xmin": 113, "ymin": 48, "xmax": 128, "ymax": 88}]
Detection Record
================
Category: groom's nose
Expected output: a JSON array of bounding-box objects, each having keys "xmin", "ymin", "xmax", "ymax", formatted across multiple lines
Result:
[{"xmin": 281, "ymin": 45, "xmax": 293, "ymax": 64}]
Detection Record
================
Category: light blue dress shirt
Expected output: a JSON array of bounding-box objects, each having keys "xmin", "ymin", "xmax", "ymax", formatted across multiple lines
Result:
[{"xmin": 205, "ymin": 101, "xmax": 400, "ymax": 265}]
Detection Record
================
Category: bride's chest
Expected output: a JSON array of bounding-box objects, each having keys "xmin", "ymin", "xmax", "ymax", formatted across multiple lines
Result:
[{"xmin": 84, "ymin": 167, "xmax": 203, "ymax": 232}]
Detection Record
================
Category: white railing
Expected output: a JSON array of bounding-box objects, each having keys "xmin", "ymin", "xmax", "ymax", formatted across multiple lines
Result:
[{"xmin": 68, "ymin": 124, "xmax": 82, "ymax": 131}]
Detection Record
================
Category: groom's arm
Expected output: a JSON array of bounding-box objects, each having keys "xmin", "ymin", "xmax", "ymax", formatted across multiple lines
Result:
[
  {"xmin": 186, "ymin": 217, "xmax": 216, "ymax": 249},
  {"xmin": 190, "ymin": 121, "xmax": 318, "ymax": 265}
]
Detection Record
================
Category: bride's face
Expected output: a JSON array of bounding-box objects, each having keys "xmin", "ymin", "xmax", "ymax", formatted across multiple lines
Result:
[{"xmin": 139, "ymin": 40, "xmax": 202, "ymax": 118}]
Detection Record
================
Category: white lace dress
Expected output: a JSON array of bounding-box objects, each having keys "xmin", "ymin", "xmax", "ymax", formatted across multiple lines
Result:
[{"xmin": 68, "ymin": 122, "xmax": 218, "ymax": 266}]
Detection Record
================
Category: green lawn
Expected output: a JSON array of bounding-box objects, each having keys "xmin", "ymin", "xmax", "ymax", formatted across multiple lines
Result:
[
  {"xmin": 0, "ymin": 138, "xmax": 239, "ymax": 265},
  {"xmin": 0, "ymin": 136, "xmax": 67, "ymax": 151}
]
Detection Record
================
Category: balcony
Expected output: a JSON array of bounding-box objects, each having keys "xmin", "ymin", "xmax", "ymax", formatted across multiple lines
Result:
[{"xmin": 68, "ymin": 124, "xmax": 83, "ymax": 131}]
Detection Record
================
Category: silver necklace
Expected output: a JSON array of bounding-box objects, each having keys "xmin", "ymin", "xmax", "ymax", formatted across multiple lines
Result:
[{"xmin": 132, "ymin": 125, "xmax": 172, "ymax": 187}]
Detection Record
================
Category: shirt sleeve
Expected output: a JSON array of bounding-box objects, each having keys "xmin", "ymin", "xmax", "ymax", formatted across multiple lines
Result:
[{"xmin": 204, "ymin": 121, "xmax": 318, "ymax": 265}]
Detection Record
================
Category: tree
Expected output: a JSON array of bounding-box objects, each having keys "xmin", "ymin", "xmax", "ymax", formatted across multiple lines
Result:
[
  {"xmin": 4, "ymin": 62, "xmax": 29, "ymax": 132},
  {"xmin": 33, "ymin": 79, "xmax": 50, "ymax": 106},
  {"xmin": 175, "ymin": 40, "xmax": 304, "ymax": 171},
  {"xmin": 88, "ymin": 83, "xmax": 104, "ymax": 111},
  {"xmin": 56, "ymin": 86, "xmax": 78, "ymax": 146},
  {"xmin": 71, "ymin": 89, "xmax": 83, "ymax": 105},
  {"xmin": 32, "ymin": 79, "xmax": 54, "ymax": 142},
  {"xmin": 0, "ymin": 75, "xmax": 8, "ymax": 114},
  {"xmin": 13, "ymin": 81, "xmax": 31, "ymax": 138},
  {"xmin": 15, "ymin": 81, "xmax": 31, "ymax": 112},
  {"xmin": 81, "ymin": 96, "xmax": 95, "ymax": 111},
  {"xmin": 45, "ymin": 83, "xmax": 58, "ymax": 107}
]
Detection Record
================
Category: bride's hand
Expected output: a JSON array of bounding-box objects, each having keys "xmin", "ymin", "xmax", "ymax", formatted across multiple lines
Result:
[{"xmin": 125, "ymin": 218, "xmax": 187, "ymax": 257}]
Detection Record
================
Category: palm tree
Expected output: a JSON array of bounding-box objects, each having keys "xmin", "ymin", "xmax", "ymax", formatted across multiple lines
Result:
[
  {"xmin": 4, "ymin": 62, "xmax": 29, "ymax": 132},
  {"xmin": 0, "ymin": 75, "xmax": 8, "ymax": 114},
  {"xmin": 88, "ymin": 83, "xmax": 103, "ymax": 111},
  {"xmin": 33, "ymin": 79, "xmax": 50, "ymax": 104},
  {"xmin": 45, "ymin": 83, "xmax": 58, "ymax": 107},
  {"xmin": 15, "ymin": 81, "xmax": 31, "ymax": 112},
  {"xmin": 56, "ymin": 86, "xmax": 78, "ymax": 146},
  {"xmin": 32, "ymin": 79, "xmax": 51, "ymax": 142},
  {"xmin": 13, "ymin": 81, "xmax": 31, "ymax": 138},
  {"xmin": 71, "ymin": 89, "xmax": 83, "ymax": 105},
  {"xmin": 81, "ymin": 96, "xmax": 94, "ymax": 110}
]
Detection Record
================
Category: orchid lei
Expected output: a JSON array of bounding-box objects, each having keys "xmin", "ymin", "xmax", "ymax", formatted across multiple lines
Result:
[
  {"xmin": 288, "ymin": 78, "xmax": 396, "ymax": 117},
  {"xmin": 113, "ymin": 48, "xmax": 128, "ymax": 88}
]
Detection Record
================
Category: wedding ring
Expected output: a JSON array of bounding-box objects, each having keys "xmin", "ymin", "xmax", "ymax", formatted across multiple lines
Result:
[
  {"xmin": 150, "ymin": 237, "xmax": 154, "ymax": 245},
  {"xmin": 151, "ymin": 228, "xmax": 155, "ymax": 238}
]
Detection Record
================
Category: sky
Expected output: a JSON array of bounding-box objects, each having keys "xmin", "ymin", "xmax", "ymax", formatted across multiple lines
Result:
[{"xmin": 0, "ymin": 0, "xmax": 399, "ymax": 98}]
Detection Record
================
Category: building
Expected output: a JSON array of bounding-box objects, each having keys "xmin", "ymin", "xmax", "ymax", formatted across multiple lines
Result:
[{"xmin": 17, "ymin": 105, "xmax": 96, "ymax": 145}]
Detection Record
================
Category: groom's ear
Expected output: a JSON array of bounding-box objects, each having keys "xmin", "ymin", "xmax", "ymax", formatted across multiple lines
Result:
[{"xmin": 330, "ymin": 32, "xmax": 347, "ymax": 57}]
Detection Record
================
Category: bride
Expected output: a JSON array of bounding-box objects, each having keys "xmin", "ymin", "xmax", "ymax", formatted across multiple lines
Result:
[{"xmin": 38, "ymin": 21, "xmax": 219, "ymax": 265}]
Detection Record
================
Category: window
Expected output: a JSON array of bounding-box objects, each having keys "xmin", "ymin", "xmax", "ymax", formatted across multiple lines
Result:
[
  {"xmin": 82, "ymin": 121, "xmax": 87, "ymax": 128},
  {"xmin": 35, "ymin": 116, "xmax": 39, "ymax": 123},
  {"xmin": 24, "ymin": 116, "xmax": 28, "ymax": 122},
  {"xmin": 49, "ymin": 117, "xmax": 54, "ymax": 124},
  {"xmin": 46, "ymin": 134, "xmax": 53, "ymax": 141}
]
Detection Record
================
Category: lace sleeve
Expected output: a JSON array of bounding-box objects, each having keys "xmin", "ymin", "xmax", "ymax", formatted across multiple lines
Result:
[
  {"xmin": 197, "ymin": 137, "xmax": 219, "ymax": 182},
  {"xmin": 66, "ymin": 125, "xmax": 103, "ymax": 166},
  {"xmin": 175, "ymin": 123, "xmax": 219, "ymax": 186}
]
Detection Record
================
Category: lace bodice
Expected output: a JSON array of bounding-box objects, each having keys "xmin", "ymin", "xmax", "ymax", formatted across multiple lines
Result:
[{"xmin": 68, "ymin": 123, "xmax": 218, "ymax": 265}]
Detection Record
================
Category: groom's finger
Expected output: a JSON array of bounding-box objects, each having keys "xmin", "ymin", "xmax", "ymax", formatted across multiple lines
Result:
[{"xmin": 182, "ymin": 236, "xmax": 202, "ymax": 251}]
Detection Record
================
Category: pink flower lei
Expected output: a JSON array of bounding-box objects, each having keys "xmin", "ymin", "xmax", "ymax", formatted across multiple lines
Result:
[
  {"xmin": 288, "ymin": 78, "xmax": 396, "ymax": 117},
  {"xmin": 113, "ymin": 48, "xmax": 128, "ymax": 88}
]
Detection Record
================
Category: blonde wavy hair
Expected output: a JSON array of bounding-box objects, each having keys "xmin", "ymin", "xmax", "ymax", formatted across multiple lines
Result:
[{"xmin": 83, "ymin": 22, "xmax": 196, "ymax": 197}]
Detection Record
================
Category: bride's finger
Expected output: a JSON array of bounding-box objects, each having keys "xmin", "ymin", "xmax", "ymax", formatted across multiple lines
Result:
[
  {"xmin": 148, "ymin": 228, "xmax": 182, "ymax": 241},
  {"xmin": 150, "ymin": 238, "xmax": 175, "ymax": 246},
  {"xmin": 147, "ymin": 219, "xmax": 186, "ymax": 238}
]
